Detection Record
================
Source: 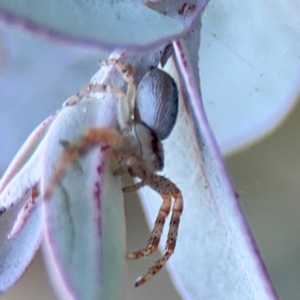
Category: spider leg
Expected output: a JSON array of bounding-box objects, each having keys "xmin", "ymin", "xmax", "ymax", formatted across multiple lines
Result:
[
  {"xmin": 99, "ymin": 58, "xmax": 136, "ymax": 87},
  {"xmin": 127, "ymin": 194, "xmax": 171, "ymax": 260},
  {"xmin": 63, "ymin": 83, "xmax": 126, "ymax": 107},
  {"xmin": 8, "ymin": 183, "xmax": 41, "ymax": 239},
  {"xmin": 64, "ymin": 78, "xmax": 131, "ymax": 128},
  {"xmin": 44, "ymin": 128, "xmax": 122, "ymax": 200},
  {"xmin": 122, "ymin": 181, "xmax": 145, "ymax": 193},
  {"xmin": 99, "ymin": 59, "xmax": 137, "ymax": 121},
  {"xmin": 132, "ymin": 174, "xmax": 183, "ymax": 287}
]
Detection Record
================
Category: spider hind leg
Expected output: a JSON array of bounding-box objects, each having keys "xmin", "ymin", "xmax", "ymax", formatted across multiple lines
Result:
[{"xmin": 127, "ymin": 174, "xmax": 183, "ymax": 287}]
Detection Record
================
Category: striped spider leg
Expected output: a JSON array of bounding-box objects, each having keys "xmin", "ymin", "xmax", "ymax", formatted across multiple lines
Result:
[{"xmin": 125, "ymin": 173, "xmax": 183, "ymax": 287}]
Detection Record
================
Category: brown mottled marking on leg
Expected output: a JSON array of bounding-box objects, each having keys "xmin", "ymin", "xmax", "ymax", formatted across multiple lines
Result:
[
  {"xmin": 64, "ymin": 84, "xmax": 126, "ymax": 106},
  {"xmin": 99, "ymin": 59, "xmax": 137, "ymax": 84},
  {"xmin": 134, "ymin": 174, "xmax": 183, "ymax": 287},
  {"xmin": 99, "ymin": 58, "xmax": 137, "ymax": 112},
  {"xmin": 147, "ymin": 174, "xmax": 181, "ymax": 196},
  {"xmin": 81, "ymin": 84, "xmax": 125, "ymax": 100},
  {"xmin": 127, "ymin": 195, "xmax": 171, "ymax": 260},
  {"xmin": 45, "ymin": 128, "xmax": 122, "ymax": 199},
  {"xmin": 31, "ymin": 184, "xmax": 40, "ymax": 200}
]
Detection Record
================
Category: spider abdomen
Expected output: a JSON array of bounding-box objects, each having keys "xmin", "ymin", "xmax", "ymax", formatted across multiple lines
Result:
[{"xmin": 135, "ymin": 68, "xmax": 178, "ymax": 141}]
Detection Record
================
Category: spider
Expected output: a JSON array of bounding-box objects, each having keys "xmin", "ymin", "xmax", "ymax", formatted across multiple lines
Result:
[{"xmin": 44, "ymin": 58, "xmax": 183, "ymax": 287}]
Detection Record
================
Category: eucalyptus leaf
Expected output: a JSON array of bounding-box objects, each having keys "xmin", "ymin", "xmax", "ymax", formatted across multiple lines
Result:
[
  {"xmin": 0, "ymin": 0, "xmax": 208, "ymax": 49},
  {"xmin": 137, "ymin": 42, "xmax": 279, "ymax": 300},
  {"xmin": 200, "ymin": 0, "xmax": 300, "ymax": 154}
]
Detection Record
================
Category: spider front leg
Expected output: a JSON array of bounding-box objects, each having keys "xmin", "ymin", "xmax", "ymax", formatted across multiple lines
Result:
[
  {"xmin": 127, "ymin": 174, "xmax": 183, "ymax": 287},
  {"xmin": 64, "ymin": 58, "xmax": 135, "ymax": 107},
  {"xmin": 63, "ymin": 83, "xmax": 126, "ymax": 107},
  {"xmin": 44, "ymin": 128, "xmax": 122, "ymax": 200},
  {"xmin": 65, "ymin": 58, "xmax": 137, "ymax": 129},
  {"xmin": 99, "ymin": 59, "xmax": 137, "ymax": 123},
  {"xmin": 99, "ymin": 58, "xmax": 136, "ymax": 89}
]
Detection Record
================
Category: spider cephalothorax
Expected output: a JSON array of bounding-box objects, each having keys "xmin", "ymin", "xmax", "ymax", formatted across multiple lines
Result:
[{"xmin": 112, "ymin": 123, "xmax": 164, "ymax": 179}]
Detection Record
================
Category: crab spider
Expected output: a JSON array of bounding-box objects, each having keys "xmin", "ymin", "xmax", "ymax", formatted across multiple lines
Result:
[
  {"xmin": 50, "ymin": 59, "xmax": 182, "ymax": 286},
  {"xmin": 9, "ymin": 58, "xmax": 182, "ymax": 287}
]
